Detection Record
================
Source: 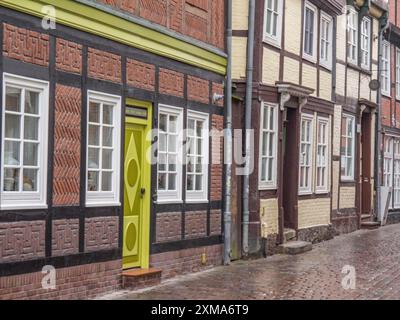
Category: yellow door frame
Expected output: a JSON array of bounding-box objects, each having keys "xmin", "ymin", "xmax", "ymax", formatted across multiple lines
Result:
[{"xmin": 123, "ymin": 98, "xmax": 152, "ymax": 270}]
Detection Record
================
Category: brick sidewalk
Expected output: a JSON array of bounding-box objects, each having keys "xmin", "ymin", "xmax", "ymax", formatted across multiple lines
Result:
[{"xmin": 103, "ymin": 224, "xmax": 400, "ymax": 300}]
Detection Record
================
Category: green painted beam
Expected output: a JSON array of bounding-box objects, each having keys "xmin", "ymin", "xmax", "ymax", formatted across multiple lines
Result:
[{"xmin": 0, "ymin": 0, "xmax": 227, "ymax": 75}]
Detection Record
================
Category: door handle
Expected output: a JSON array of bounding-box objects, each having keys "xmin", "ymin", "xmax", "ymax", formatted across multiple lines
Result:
[{"xmin": 140, "ymin": 188, "xmax": 146, "ymax": 198}]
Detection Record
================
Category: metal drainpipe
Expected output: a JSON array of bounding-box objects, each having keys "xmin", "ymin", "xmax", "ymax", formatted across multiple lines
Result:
[
  {"xmin": 242, "ymin": 0, "xmax": 256, "ymax": 257},
  {"xmin": 223, "ymin": 0, "xmax": 233, "ymax": 265},
  {"xmin": 375, "ymin": 13, "xmax": 389, "ymax": 221}
]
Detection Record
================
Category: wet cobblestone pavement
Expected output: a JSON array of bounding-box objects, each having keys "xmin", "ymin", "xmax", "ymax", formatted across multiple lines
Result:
[{"xmin": 104, "ymin": 224, "xmax": 400, "ymax": 300}]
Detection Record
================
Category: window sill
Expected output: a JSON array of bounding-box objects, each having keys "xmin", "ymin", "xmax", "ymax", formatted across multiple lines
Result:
[
  {"xmin": 263, "ymin": 37, "xmax": 282, "ymax": 50},
  {"xmin": 0, "ymin": 203, "xmax": 48, "ymax": 211},
  {"xmin": 298, "ymin": 191, "xmax": 313, "ymax": 196},
  {"xmin": 302, "ymin": 53, "xmax": 317, "ymax": 65},
  {"xmin": 320, "ymin": 62, "xmax": 332, "ymax": 72},
  {"xmin": 156, "ymin": 200, "xmax": 183, "ymax": 205},
  {"xmin": 86, "ymin": 202, "xmax": 121, "ymax": 208},
  {"xmin": 382, "ymin": 92, "xmax": 391, "ymax": 98},
  {"xmin": 259, "ymin": 185, "xmax": 277, "ymax": 191},
  {"xmin": 185, "ymin": 199, "xmax": 209, "ymax": 204}
]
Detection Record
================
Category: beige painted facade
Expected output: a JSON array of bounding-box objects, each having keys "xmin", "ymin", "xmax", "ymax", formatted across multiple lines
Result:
[{"xmin": 260, "ymin": 199, "xmax": 279, "ymax": 237}]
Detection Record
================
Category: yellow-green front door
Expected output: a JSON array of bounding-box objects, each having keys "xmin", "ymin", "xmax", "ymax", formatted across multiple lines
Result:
[{"xmin": 123, "ymin": 100, "xmax": 152, "ymax": 270}]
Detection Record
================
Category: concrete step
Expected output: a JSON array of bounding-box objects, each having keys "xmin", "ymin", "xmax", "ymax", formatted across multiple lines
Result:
[
  {"xmin": 361, "ymin": 214, "xmax": 373, "ymax": 221},
  {"xmin": 278, "ymin": 241, "xmax": 312, "ymax": 255},
  {"xmin": 122, "ymin": 268, "xmax": 162, "ymax": 290},
  {"xmin": 283, "ymin": 228, "xmax": 296, "ymax": 243},
  {"xmin": 361, "ymin": 221, "xmax": 381, "ymax": 230}
]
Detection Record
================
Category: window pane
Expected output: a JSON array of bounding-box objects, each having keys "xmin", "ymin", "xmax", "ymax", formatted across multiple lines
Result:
[
  {"xmin": 196, "ymin": 121, "xmax": 203, "ymax": 137},
  {"xmin": 268, "ymin": 158, "xmax": 273, "ymax": 181},
  {"xmin": 261, "ymin": 159, "xmax": 267, "ymax": 181},
  {"xmin": 187, "ymin": 156, "xmax": 195, "ymax": 173},
  {"xmin": 195, "ymin": 175, "xmax": 202, "ymax": 191},
  {"xmin": 4, "ymin": 141, "xmax": 20, "ymax": 165},
  {"xmin": 158, "ymin": 153, "xmax": 167, "ymax": 171},
  {"xmin": 24, "ymin": 116, "xmax": 39, "ymax": 140},
  {"xmin": 103, "ymin": 104, "xmax": 113, "ymax": 125},
  {"xmin": 89, "ymin": 102, "xmax": 100, "ymax": 123},
  {"xmin": 23, "ymin": 168, "xmax": 38, "ymax": 191},
  {"xmin": 168, "ymin": 155, "xmax": 177, "ymax": 172},
  {"xmin": 169, "ymin": 115, "xmax": 177, "ymax": 133},
  {"xmin": 103, "ymin": 127, "xmax": 113, "ymax": 147},
  {"xmin": 262, "ymin": 132, "xmax": 268, "ymax": 156},
  {"xmin": 187, "ymin": 174, "xmax": 194, "ymax": 191},
  {"xmin": 102, "ymin": 149, "xmax": 113, "ymax": 169},
  {"xmin": 23, "ymin": 142, "xmax": 38, "ymax": 166},
  {"xmin": 197, "ymin": 139, "xmax": 202, "ymax": 156},
  {"xmin": 158, "ymin": 173, "xmax": 167, "ymax": 190},
  {"xmin": 25, "ymin": 91, "xmax": 39, "ymax": 115},
  {"xmin": 102, "ymin": 172, "xmax": 112, "ymax": 191},
  {"xmin": 269, "ymin": 107, "xmax": 275, "ymax": 130},
  {"xmin": 5, "ymin": 114, "xmax": 21, "ymax": 138},
  {"xmin": 3, "ymin": 168, "xmax": 19, "ymax": 191},
  {"xmin": 196, "ymin": 161, "xmax": 202, "ymax": 173},
  {"xmin": 88, "ymin": 125, "xmax": 100, "ymax": 146},
  {"xmin": 88, "ymin": 171, "xmax": 99, "ymax": 191},
  {"xmin": 168, "ymin": 135, "xmax": 177, "ymax": 152},
  {"xmin": 168, "ymin": 173, "xmax": 176, "ymax": 190},
  {"xmin": 159, "ymin": 114, "xmax": 168, "ymax": 132},
  {"xmin": 88, "ymin": 148, "xmax": 100, "ymax": 169},
  {"xmin": 6, "ymin": 87, "xmax": 21, "ymax": 112}
]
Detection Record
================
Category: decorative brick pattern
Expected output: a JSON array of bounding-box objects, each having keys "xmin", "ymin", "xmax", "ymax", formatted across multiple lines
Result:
[
  {"xmin": 126, "ymin": 58, "xmax": 155, "ymax": 91},
  {"xmin": 139, "ymin": 0, "xmax": 168, "ymax": 26},
  {"xmin": 0, "ymin": 221, "xmax": 45, "ymax": 263},
  {"xmin": 150, "ymin": 244, "xmax": 223, "ymax": 279},
  {"xmin": 85, "ymin": 217, "xmax": 119, "ymax": 252},
  {"xmin": 0, "ymin": 260, "xmax": 121, "ymax": 300},
  {"xmin": 159, "ymin": 68, "xmax": 184, "ymax": 97},
  {"xmin": 210, "ymin": 210, "xmax": 222, "ymax": 236},
  {"xmin": 53, "ymin": 85, "xmax": 81, "ymax": 206},
  {"xmin": 185, "ymin": 211, "xmax": 207, "ymax": 239},
  {"xmin": 211, "ymin": 115, "xmax": 224, "ymax": 201},
  {"xmin": 156, "ymin": 212, "xmax": 182, "ymax": 243},
  {"xmin": 98, "ymin": 0, "xmax": 136, "ymax": 14},
  {"xmin": 187, "ymin": 75, "xmax": 210, "ymax": 104},
  {"xmin": 186, "ymin": 0, "xmax": 208, "ymax": 11},
  {"xmin": 56, "ymin": 38, "xmax": 82, "ymax": 74},
  {"xmin": 52, "ymin": 219, "xmax": 79, "ymax": 257},
  {"xmin": 3, "ymin": 23, "xmax": 49, "ymax": 66},
  {"xmin": 212, "ymin": 82, "xmax": 224, "ymax": 107},
  {"xmin": 184, "ymin": 11, "xmax": 208, "ymax": 43},
  {"xmin": 169, "ymin": 0, "xmax": 184, "ymax": 32},
  {"xmin": 88, "ymin": 48, "xmax": 122, "ymax": 83},
  {"xmin": 211, "ymin": 0, "xmax": 225, "ymax": 49}
]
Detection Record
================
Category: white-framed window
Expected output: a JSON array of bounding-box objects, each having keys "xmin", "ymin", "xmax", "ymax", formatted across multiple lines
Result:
[
  {"xmin": 396, "ymin": 48, "xmax": 400, "ymax": 99},
  {"xmin": 303, "ymin": 1, "xmax": 317, "ymax": 62},
  {"xmin": 157, "ymin": 104, "xmax": 183, "ymax": 203},
  {"xmin": 259, "ymin": 102, "xmax": 278, "ymax": 189},
  {"xmin": 299, "ymin": 114, "xmax": 314, "ymax": 194},
  {"xmin": 340, "ymin": 114, "xmax": 356, "ymax": 181},
  {"xmin": 382, "ymin": 41, "xmax": 391, "ymax": 97},
  {"xmin": 384, "ymin": 136, "xmax": 394, "ymax": 208},
  {"xmin": 86, "ymin": 91, "xmax": 121, "ymax": 207},
  {"xmin": 347, "ymin": 7, "xmax": 358, "ymax": 65},
  {"xmin": 316, "ymin": 117, "xmax": 330, "ymax": 193},
  {"xmin": 360, "ymin": 17, "xmax": 371, "ymax": 70},
  {"xmin": 263, "ymin": 0, "xmax": 284, "ymax": 48},
  {"xmin": 394, "ymin": 139, "xmax": 400, "ymax": 208},
  {"xmin": 1, "ymin": 73, "xmax": 49, "ymax": 210},
  {"xmin": 186, "ymin": 111, "xmax": 209, "ymax": 202},
  {"xmin": 320, "ymin": 12, "xmax": 333, "ymax": 70}
]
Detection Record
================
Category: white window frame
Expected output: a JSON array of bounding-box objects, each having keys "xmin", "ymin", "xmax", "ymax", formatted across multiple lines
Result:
[
  {"xmin": 157, "ymin": 104, "xmax": 183, "ymax": 204},
  {"xmin": 299, "ymin": 113, "xmax": 314, "ymax": 195},
  {"xmin": 263, "ymin": 0, "xmax": 284, "ymax": 48},
  {"xmin": 186, "ymin": 110, "xmax": 209, "ymax": 203},
  {"xmin": 341, "ymin": 114, "xmax": 356, "ymax": 181},
  {"xmin": 396, "ymin": 48, "xmax": 400, "ymax": 100},
  {"xmin": 382, "ymin": 41, "xmax": 391, "ymax": 97},
  {"xmin": 320, "ymin": 12, "xmax": 333, "ymax": 70},
  {"xmin": 1, "ymin": 73, "xmax": 49, "ymax": 210},
  {"xmin": 303, "ymin": 1, "xmax": 318, "ymax": 62},
  {"xmin": 315, "ymin": 116, "xmax": 330, "ymax": 193},
  {"xmin": 393, "ymin": 139, "xmax": 400, "ymax": 209},
  {"xmin": 86, "ymin": 90, "xmax": 121, "ymax": 207},
  {"xmin": 259, "ymin": 102, "xmax": 279, "ymax": 190},
  {"xmin": 384, "ymin": 136, "xmax": 394, "ymax": 209},
  {"xmin": 347, "ymin": 7, "xmax": 358, "ymax": 65},
  {"xmin": 360, "ymin": 17, "xmax": 371, "ymax": 70}
]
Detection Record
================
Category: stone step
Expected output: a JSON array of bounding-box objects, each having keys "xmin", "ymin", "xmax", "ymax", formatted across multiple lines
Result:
[
  {"xmin": 278, "ymin": 241, "xmax": 312, "ymax": 255},
  {"xmin": 122, "ymin": 268, "xmax": 162, "ymax": 290},
  {"xmin": 283, "ymin": 228, "xmax": 296, "ymax": 243},
  {"xmin": 361, "ymin": 214, "xmax": 373, "ymax": 221},
  {"xmin": 361, "ymin": 221, "xmax": 381, "ymax": 230}
]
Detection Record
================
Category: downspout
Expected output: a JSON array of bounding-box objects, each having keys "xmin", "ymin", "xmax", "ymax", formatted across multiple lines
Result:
[
  {"xmin": 223, "ymin": 0, "xmax": 233, "ymax": 265},
  {"xmin": 375, "ymin": 12, "xmax": 389, "ymax": 221},
  {"xmin": 242, "ymin": 0, "xmax": 256, "ymax": 257}
]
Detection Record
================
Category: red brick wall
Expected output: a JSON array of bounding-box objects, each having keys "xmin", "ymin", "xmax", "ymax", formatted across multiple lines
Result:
[
  {"xmin": 56, "ymin": 39, "xmax": 82, "ymax": 74},
  {"xmin": 95, "ymin": 0, "xmax": 225, "ymax": 50},
  {"xmin": 187, "ymin": 75, "xmax": 210, "ymax": 104},
  {"xmin": 156, "ymin": 212, "xmax": 182, "ymax": 243},
  {"xmin": 184, "ymin": 211, "xmax": 207, "ymax": 239},
  {"xmin": 210, "ymin": 210, "xmax": 222, "ymax": 236},
  {"xmin": 126, "ymin": 58, "xmax": 155, "ymax": 91},
  {"xmin": 150, "ymin": 244, "xmax": 222, "ymax": 279},
  {"xmin": 85, "ymin": 217, "xmax": 119, "ymax": 252},
  {"xmin": 88, "ymin": 48, "xmax": 122, "ymax": 83},
  {"xmin": 3, "ymin": 23, "xmax": 49, "ymax": 66},
  {"xmin": 0, "ymin": 221, "xmax": 46, "ymax": 263},
  {"xmin": 212, "ymin": 82, "xmax": 224, "ymax": 107},
  {"xmin": 53, "ymin": 85, "xmax": 81, "ymax": 206},
  {"xmin": 211, "ymin": 115, "xmax": 224, "ymax": 201},
  {"xmin": 0, "ymin": 260, "xmax": 121, "ymax": 300},
  {"xmin": 382, "ymin": 98, "xmax": 392, "ymax": 127},
  {"xmin": 159, "ymin": 68, "xmax": 184, "ymax": 97},
  {"xmin": 52, "ymin": 219, "xmax": 79, "ymax": 257}
]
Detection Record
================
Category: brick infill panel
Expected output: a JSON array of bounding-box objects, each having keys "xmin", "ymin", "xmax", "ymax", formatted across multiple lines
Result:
[{"xmin": 159, "ymin": 68, "xmax": 184, "ymax": 97}]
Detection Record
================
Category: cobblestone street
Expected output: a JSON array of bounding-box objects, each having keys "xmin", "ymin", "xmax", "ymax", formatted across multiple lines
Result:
[{"xmin": 104, "ymin": 224, "xmax": 400, "ymax": 300}]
